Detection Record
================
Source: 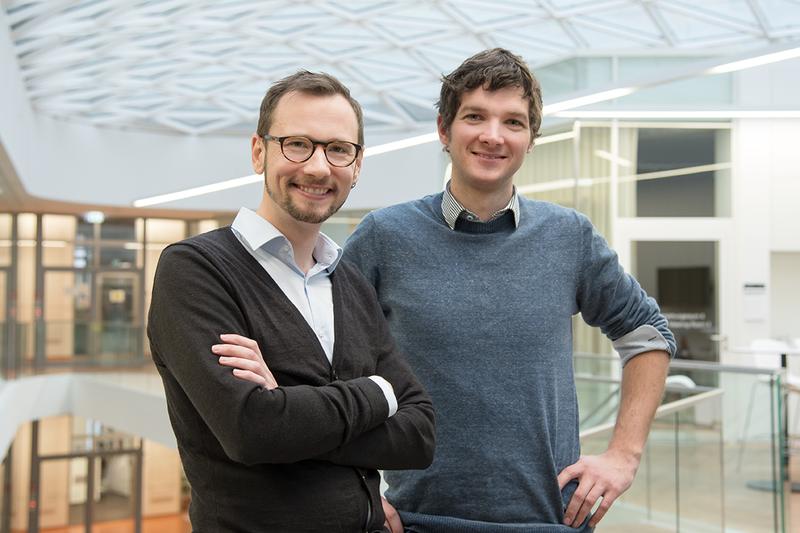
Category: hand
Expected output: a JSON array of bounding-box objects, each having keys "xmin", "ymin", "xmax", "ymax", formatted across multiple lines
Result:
[
  {"xmin": 557, "ymin": 448, "xmax": 639, "ymax": 528},
  {"xmin": 382, "ymin": 497, "xmax": 403, "ymax": 533},
  {"xmin": 212, "ymin": 333, "xmax": 279, "ymax": 390}
]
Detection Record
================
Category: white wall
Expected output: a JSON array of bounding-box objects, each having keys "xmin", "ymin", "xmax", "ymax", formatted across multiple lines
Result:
[
  {"xmin": 771, "ymin": 252, "xmax": 800, "ymax": 341},
  {"xmin": 728, "ymin": 118, "xmax": 774, "ymax": 348}
]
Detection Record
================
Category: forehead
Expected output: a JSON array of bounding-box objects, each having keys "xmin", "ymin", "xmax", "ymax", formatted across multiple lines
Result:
[
  {"xmin": 270, "ymin": 91, "xmax": 359, "ymax": 142},
  {"xmin": 458, "ymin": 85, "xmax": 529, "ymax": 116}
]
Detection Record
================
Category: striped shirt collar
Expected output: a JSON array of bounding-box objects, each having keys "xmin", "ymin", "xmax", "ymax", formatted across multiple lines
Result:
[{"xmin": 441, "ymin": 180, "xmax": 520, "ymax": 230}]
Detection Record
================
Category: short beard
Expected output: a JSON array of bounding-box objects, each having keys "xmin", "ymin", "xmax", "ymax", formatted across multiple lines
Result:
[{"xmin": 265, "ymin": 179, "xmax": 344, "ymax": 224}]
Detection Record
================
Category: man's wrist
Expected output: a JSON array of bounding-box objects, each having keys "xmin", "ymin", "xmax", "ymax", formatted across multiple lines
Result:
[{"xmin": 607, "ymin": 444, "xmax": 643, "ymax": 466}]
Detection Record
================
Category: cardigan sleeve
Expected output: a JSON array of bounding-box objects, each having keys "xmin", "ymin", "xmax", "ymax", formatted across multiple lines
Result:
[
  {"xmin": 147, "ymin": 243, "xmax": 390, "ymax": 465},
  {"xmin": 316, "ymin": 278, "xmax": 435, "ymax": 470},
  {"xmin": 331, "ymin": 217, "xmax": 435, "ymax": 470}
]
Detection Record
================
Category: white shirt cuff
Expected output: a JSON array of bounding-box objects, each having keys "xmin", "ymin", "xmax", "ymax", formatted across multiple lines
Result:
[{"xmin": 368, "ymin": 375, "xmax": 398, "ymax": 417}]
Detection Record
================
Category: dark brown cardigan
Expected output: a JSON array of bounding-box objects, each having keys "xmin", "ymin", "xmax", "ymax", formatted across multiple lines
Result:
[{"xmin": 148, "ymin": 228, "xmax": 434, "ymax": 532}]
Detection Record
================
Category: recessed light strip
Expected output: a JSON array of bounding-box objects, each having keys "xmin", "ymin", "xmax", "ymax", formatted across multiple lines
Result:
[
  {"xmin": 363, "ymin": 132, "xmax": 439, "ymax": 157},
  {"xmin": 133, "ymin": 174, "xmax": 263, "ymax": 207},
  {"xmin": 553, "ymin": 110, "xmax": 800, "ymax": 119},
  {"xmin": 707, "ymin": 46, "xmax": 800, "ymax": 75},
  {"xmin": 542, "ymin": 87, "xmax": 636, "ymax": 115}
]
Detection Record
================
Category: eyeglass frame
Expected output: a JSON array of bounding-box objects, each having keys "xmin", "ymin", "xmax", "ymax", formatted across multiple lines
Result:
[{"xmin": 262, "ymin": 134, "xmax": 363, "ymax": 167}]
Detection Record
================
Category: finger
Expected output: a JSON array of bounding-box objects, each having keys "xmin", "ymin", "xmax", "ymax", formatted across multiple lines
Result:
[
  {"xmin": 218, "ymin": 356, "xmax": 262, "ymax": 374},
  {"xmin": 212, "ymin": 344, "xmax": 258, "ymax": 360},
  {"xmin": 387, "ymin": 513, "xmax": 403, "ymax": 533},
  {"xmin": 382, "ymin": 498, "xmax": 403, "ymax": 533},
  {"xmin": 588, "ymin": 490, "xmax": 619, "ymax": 527},
  {"xmin": 219, "ymin": 334, "xmax": 261, "ymax": 354},
  {"xmin": 557, "ymin": 462, "xmax": 582, "ymax": 490},
  {"xmin": 572, "ymin": 485, "xmax": 604, "ymax": 528},
  {"xmin": 563, "ymin": 479, "xmax": 592, "ymax": 526},
  {"xmin": 231, "ymin": 368, "xmax": 266, "ymax": 387}
]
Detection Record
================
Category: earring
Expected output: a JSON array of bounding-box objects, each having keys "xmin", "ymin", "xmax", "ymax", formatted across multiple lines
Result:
[
  {"xmin": 442, "ymin": 145, "xmax": 450, "ymax": 153},
  {"xmin": 351, "ymin": 182, "xmax": 357, "ymax": 189}
]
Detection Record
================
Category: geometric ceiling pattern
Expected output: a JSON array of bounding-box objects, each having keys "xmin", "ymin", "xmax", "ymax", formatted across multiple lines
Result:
[{"xmin": 5, "ymin": 0, "xmax": 800, "ymax": 137}]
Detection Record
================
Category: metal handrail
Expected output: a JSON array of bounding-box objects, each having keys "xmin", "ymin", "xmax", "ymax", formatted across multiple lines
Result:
[
  {"xmin": 579, "ymin": 388, "xmax": 724, "ymax": 439},
  {"xmin": 574, "ymin": 352, "xmax": 784, "ymax": 376}
]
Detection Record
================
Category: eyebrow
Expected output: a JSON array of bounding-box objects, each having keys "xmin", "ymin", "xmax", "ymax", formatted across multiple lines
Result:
[{"xmin": 459, "ymin": 106, "xmax": 529, "ymax": 122}]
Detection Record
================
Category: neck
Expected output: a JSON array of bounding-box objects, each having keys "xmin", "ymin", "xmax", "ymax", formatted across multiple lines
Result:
[
  {"xmin": 256, "ymin": 201, "xmax": 320, "ymax": 274},
  {"xmin": 449, "ymin": 179, "xmax": 514, "ymax": 221}
]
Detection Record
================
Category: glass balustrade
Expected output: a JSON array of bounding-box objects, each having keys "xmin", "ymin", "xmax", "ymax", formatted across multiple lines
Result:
[{"xmin": 575, "ymin": 354, "xmax": 787, "ymax": 532}]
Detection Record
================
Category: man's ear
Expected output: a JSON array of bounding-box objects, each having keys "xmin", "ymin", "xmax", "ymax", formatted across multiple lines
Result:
[
  {"xmin": 437, "ymin": 115, "xmax": 450, "ymax": 149},
  {"xmin": 251, "ymin": 134, "xmax": 265, "ymax": 174}
]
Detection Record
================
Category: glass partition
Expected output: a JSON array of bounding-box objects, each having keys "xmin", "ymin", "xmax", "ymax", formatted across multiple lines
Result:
[{"xmin": 576, "ymin": 355, "xmax": 787, "ymax": 532}]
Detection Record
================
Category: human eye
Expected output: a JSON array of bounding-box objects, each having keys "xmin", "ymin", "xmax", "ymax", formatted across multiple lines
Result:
[
  {"xmin": 507, "ymin": 118, "xmax": 527, "ymax": 128},
  {"xmin": 327, "ymin": 142, "xmax": 352, "ymax": 154},
  {"xmin": 462, "ymin": 113, "xmax": 482, "ymax": 121},
  {"xmin": 285, "ymin": 137, "xmax": 311, "ymax": 149}
]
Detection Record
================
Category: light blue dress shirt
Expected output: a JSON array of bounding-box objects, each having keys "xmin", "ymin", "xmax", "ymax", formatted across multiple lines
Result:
[{"xmin": 230, "ymin": 207, "xmax": 396, "ymax": 415}]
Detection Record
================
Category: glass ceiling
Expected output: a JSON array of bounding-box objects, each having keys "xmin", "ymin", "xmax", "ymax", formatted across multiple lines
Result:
[{"xmin": 3, "ymin": 0, "xmax": 800, "ymax": 137}]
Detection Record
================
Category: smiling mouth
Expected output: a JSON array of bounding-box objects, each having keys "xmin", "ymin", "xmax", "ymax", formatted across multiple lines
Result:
[
  {"xmin": 293, "ymin": 184, "xmax": 331, "ymax": 196},
  {"xmin": 472, "ymin": 152, "xmax": 506, "ymax": 160}
]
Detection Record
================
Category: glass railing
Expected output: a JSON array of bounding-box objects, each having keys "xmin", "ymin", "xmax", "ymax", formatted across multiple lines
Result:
[
  {"xmin": 1, "ymin": 320, "xmax": 149, "ymax": 379},
  {"xmin": 575, "ymin": 354, "xmax": 788, "ymax": 533}
]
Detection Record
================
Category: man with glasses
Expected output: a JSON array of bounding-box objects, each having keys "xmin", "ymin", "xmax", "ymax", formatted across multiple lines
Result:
[
  {"xmin": 148, "ymin": 71, "xmax": 434, "ymax": 532},
  {"xmin": 345, "ymin": 49, "xmax": 674, "ymax": 532}
]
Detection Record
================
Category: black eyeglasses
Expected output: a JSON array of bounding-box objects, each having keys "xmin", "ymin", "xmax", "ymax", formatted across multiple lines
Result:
[{"xmin": 263, "ymin": 135, "xmax": 362, "ymax": 167}]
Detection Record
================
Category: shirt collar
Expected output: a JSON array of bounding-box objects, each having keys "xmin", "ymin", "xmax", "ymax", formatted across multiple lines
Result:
[
  {"xmin": 231, "ymin": 207, "xmax": 343, "ymax": 274},
  {"xmin": 441, "ymin": 180, "xmax": 520, "ymax": 230}
]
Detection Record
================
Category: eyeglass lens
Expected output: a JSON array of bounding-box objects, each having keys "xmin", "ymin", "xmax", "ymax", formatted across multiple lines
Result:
[{"xmin": 281, "ymin": 136, "xmax": 357, "ymax": 167}]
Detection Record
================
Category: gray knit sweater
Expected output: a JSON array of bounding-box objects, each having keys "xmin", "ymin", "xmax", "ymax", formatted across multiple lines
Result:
[{"xmin": 343, "ymin": 193, "xmax": 675, "ymax": 532}]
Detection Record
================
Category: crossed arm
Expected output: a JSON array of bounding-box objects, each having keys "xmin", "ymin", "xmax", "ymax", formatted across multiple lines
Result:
[
  {"xmin": 214, "ymin": 330, "xmax": 436, "ymax": 471},
  {"xmin": 149, "ymin": 244, "xmax": 434, "ymax": 469}
]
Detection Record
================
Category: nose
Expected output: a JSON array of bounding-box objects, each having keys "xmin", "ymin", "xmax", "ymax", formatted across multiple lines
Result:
[
  {"xmin": 478, "ymin": 120, "xmax": 504, "ymax": 146},
  {"xmin": 303, "ymin": 145, "xmax": 331, "ymax": 177}
]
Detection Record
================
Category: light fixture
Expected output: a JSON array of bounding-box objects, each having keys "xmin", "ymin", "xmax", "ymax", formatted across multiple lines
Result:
[
  {"xmin": 84, "ymin": 211, "xmax": 105, "ymax": 224},
  {"xmin": 133, "ymin": 175, "xmax": 262, "ymax": 207},
  {"xmin": 364, "ymin": 132, "xmax": 439, "ymax": 157},
  {"xmin": 542, "ymin": 87, "xmax": 635, "ymax": 115},
  {"xmin": 707, "ymin": 46, "xmax": 800, "ymax": 75},
  {"xmin": 553, "ymin": 110, "xmax": 800, "ymax": 119},
  {"xmin": 594, "ymin": 150, "xmax": 632, "ymax": 168}
]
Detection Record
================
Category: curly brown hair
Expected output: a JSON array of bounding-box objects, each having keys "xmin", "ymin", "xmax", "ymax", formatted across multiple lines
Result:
[{"xmin": 436, "ymin": 48, "xmax": 542, "ymax": 144}]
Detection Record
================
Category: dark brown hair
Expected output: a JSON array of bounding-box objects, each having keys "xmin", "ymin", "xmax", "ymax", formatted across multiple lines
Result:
[
  {"xmin": 256, "ymin": 70, "xmax": 364, "ymax": 145},
  {"xmin": 436, "ymin": 48, "xmax": 542, "ymax": 142}
]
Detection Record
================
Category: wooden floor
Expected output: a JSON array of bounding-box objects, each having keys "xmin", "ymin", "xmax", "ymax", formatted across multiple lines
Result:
[
  {"xmin": 13, "ymin": 514, "xmax": 191, "ymax": 533},
  {"xmin": 7, "ymin": 492, "xmax": 799, "ymax": 532}
]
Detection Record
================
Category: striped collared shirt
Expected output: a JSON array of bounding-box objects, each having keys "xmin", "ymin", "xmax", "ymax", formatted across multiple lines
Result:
[{"xmin": 441, "ymin": 180, "xmax": 521, "ymax": 230}]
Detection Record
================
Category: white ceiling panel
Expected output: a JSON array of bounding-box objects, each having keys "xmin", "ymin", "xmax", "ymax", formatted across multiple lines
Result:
[{"xmin": 3, "ymin": 0, "xmax": 800, "ymax": 139}]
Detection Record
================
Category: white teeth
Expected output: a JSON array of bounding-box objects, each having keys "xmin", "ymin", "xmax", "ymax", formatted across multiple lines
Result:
[{"xmin": 297, "ymin": 185, "xmax": 328, "ymax": 195}]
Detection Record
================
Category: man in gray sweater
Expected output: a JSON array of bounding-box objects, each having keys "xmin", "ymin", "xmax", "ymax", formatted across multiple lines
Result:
[{"xmin": 343, "ymin": 49, "xmax": 675, "ymax": 532}]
